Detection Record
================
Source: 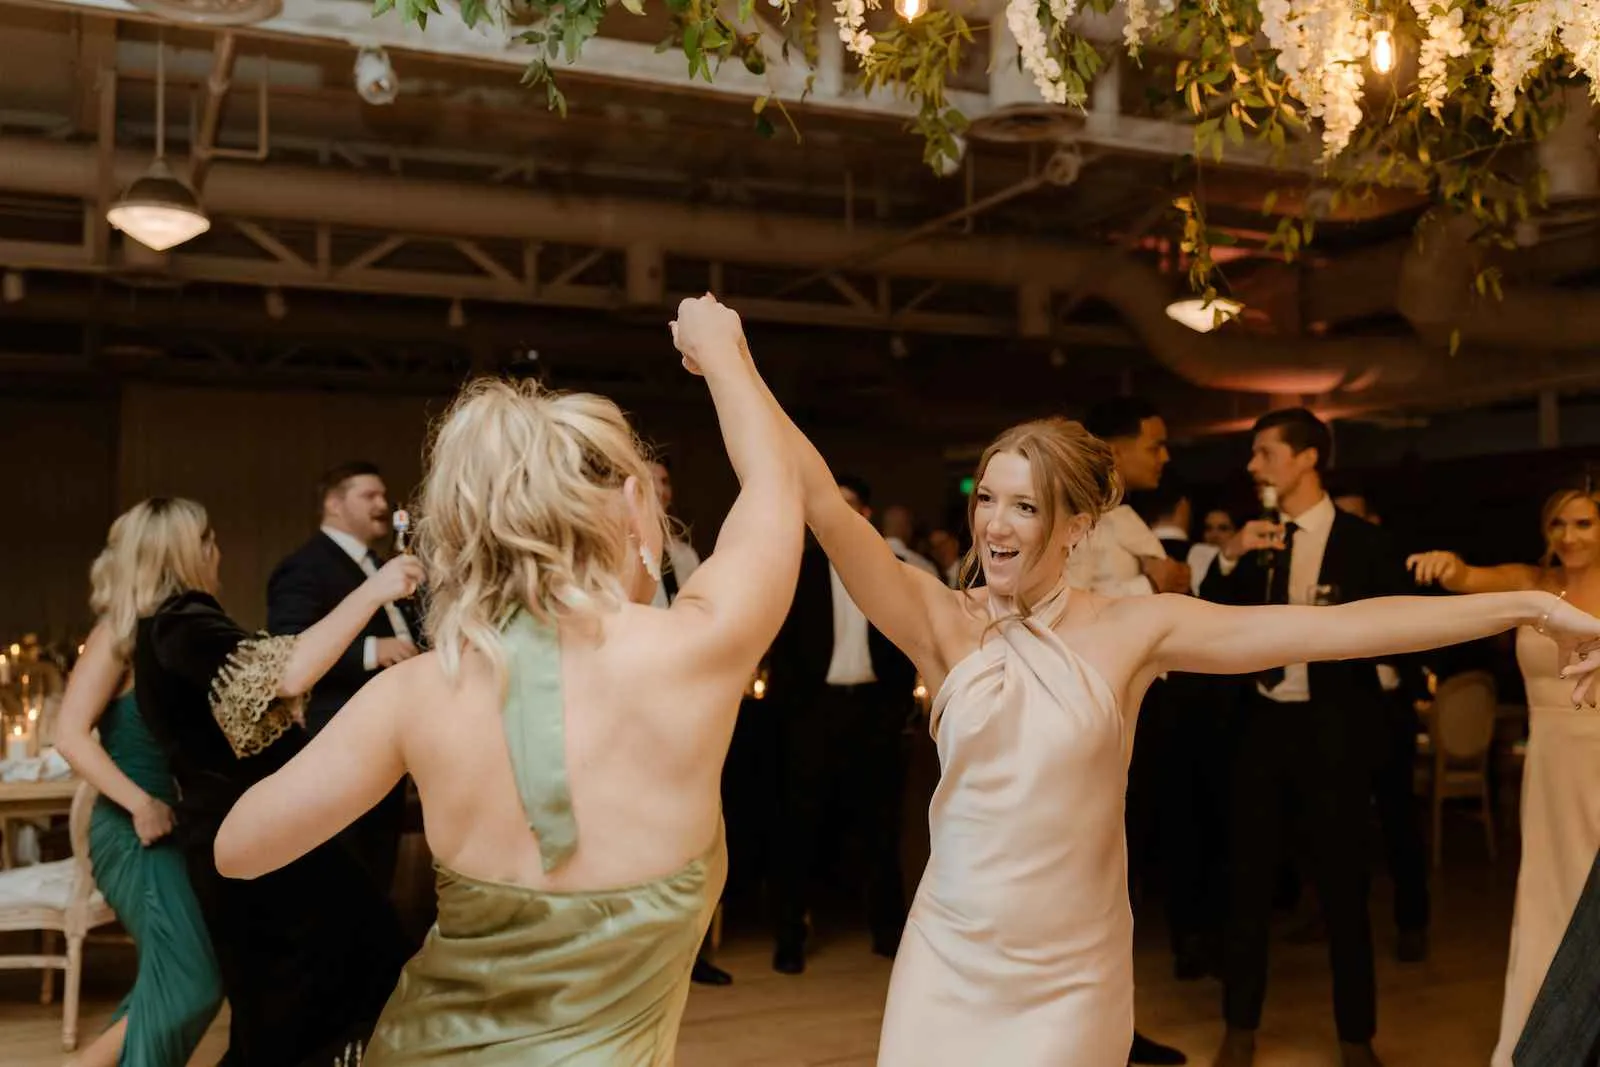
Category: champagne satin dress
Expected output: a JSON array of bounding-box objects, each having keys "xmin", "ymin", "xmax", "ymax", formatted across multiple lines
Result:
[
  {"xmin": 1492, "ymin": 626, "xmax": 1600, "ymax": 1066},
  {"xmin": 362, "ymin": 613, "xmax": 728, "ymax": 1066},
  {"xmin": 876, "ymin": 591, "xmax": 1136, "ymax": 1066}
]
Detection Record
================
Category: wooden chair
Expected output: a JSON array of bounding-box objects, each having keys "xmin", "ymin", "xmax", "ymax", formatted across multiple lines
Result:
[
  {"xmin": 0, "ymin": 780, "xmax": 117, "ymax": 1049},
  {"xmin": 1425, "ymin": 670, "xmax": 1499, "ymax": 869}
]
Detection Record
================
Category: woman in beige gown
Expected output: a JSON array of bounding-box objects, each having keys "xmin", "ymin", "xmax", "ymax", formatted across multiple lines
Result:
[
  {"xmin": 212, "ymin": 295, "xmax": 804, "ymax": 1065},
  {"xmin": 757, "ymin": 403, "xmax": 1600, "ymax": 1065},
  {"xmin": 1409, "ymin": 486, "xmax": 1600, "ymax": 1067}
]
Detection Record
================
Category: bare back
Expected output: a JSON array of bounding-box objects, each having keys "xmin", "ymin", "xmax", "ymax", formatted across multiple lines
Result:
[{"xmin": 394, "ymin": 601, "xmax": 744, "ymax": 893}]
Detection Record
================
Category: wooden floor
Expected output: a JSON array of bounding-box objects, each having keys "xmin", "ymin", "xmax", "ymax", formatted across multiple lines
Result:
[{"xmin": 4, "ymin": 834, "xmax": 1516, "ymax": 1066}]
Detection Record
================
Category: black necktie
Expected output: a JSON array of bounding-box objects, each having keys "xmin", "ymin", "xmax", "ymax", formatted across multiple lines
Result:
[
  {"xmin": 1258, "ymin": 521, "xmax": 1299, "ymax": 689},
  {"xmin": 661, "ymin": 554, "xmax": 679, "ymax": 603}
]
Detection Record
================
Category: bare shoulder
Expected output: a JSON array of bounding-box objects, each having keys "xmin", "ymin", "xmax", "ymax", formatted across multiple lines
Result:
[
  {"xmin": 1063, "ymin": 589, "xmax": 1189, "ymax": 637},
  {"xmin": 360, "ymin": 649, "xmax": 455, "ymax": 717}
]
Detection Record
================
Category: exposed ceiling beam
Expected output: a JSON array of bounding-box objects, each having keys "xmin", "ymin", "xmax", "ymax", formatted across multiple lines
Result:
[{"xmin": 15, "ymin": 0, "xmax": 1300, "ymax": 171}]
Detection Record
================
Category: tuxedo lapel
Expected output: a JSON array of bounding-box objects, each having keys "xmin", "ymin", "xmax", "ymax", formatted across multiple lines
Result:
[{"xmin": 316, "ymin": 531, "xmax": 373, "ymax": 593}]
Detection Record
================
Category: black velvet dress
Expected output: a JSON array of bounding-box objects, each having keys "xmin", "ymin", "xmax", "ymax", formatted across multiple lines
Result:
[{"xmin": 134, "ymin": 590, "xmax": 408, "ymax": 1067}]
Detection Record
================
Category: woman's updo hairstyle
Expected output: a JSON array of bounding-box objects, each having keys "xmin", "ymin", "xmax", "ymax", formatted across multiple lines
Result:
[
  {"xmin": 416, "ymin": 377, "xmax": 665, "ymax": 681},
  {"xmin": 958, "ymin": 417, "xmax": 1121, "ymax": 615}
]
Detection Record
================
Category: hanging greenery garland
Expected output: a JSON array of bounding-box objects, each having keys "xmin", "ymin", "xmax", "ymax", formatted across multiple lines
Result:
[{"xmin": 382, "ymin": 0, "xmax": 1591, "ymax": 306}]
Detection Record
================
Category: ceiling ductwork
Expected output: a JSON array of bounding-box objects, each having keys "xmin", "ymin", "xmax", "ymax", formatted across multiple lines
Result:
[
  {"xmin": 1084, "ymin": 255, "xmax": 1428, "ymax": 395},
  {"xmin": 0, "ymin": 132, "xmax": 1586, "ymax": 398}
]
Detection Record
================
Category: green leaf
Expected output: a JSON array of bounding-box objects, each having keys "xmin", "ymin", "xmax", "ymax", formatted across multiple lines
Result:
[
  {"xmin": 1261, "ymin": 189, "xmax": 1278, "ymax": 216},
  {"xmin": 754, "ymin": 94, "xmax": 769, "ymax": 114},
  {"xmin": 1449, "ymin": 328, "xmax": 1461, "ymax": 356},
  {"xmin": 1224, "ymin": 113, "xmax": 1243, "ymax": 145},
  {"xmin": 373, "ymin": 0, "xmax": 396, "ymax": 16},
  {"xmin": 755, "ymin": 113, "xmax": 776, "ymax": 138},
  {"xmin": 620, "ymin": 0, "xmax": 644, "ymax": 12}
]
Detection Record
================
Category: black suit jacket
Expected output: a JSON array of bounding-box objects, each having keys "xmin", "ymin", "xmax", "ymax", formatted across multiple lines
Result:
[
  {"xmin": 266, "ymin": 532, "xmax": 409, "ymax": 735},
  {"xmin": 766, "ymin": 543, "xmax": 917, "ymax": 715},
  {"xmin": 1198, "ymin": 505, "xmax": 1418, "ymax": 711}
]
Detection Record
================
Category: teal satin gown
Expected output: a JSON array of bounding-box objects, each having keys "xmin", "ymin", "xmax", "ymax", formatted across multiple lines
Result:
[
  {"xmin": 87, "ymin": 691, "xmax": 224, "ymax": 1066},
  {"xmin": 362, "ymin": 613, "xmax": 728, "ymax": 1066}
]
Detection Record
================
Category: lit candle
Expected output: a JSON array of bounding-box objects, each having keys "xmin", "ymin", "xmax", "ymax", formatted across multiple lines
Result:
[
  {"xmin": 0, "ymin": 654, "xmax": 9, "ymax": 685},
  {"xmin": 5, "ymin": 723, "xmax": 26, "ymax": 762}
]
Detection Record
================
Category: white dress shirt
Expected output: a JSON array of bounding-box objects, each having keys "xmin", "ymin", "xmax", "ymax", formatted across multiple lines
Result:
[
  {"xmin": 886, "ymin": 536, "xmax": 940, "ymax": 578},
  {"xmin": 1066, "ymin": 505, "xmax": 1167, "ymax": 597},
  {"xmin": 322, "ymin": 525, "xmax": 413, "ymax": 671},
  {"xmin": 1215, "ymin": 493, "xmax": 1337, "ymax": 704},
  {"xmin": 826, "ymin": 563, "xmax": 876, "ymax": 686},
  {"xmin": 650, "ymin": 537, "xmax": 702, "ymax": 608}
]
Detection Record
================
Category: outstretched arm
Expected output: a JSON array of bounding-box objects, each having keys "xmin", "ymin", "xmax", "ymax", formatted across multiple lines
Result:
[
  {"xmin": 215, "ymin": 661, "xmax": 408, "ymax": 879},
  {"xmin": 1147, "ymin": 589, "xmax": 1575, "ymax": 683},
  {"xmin": 733, "ymin": 347, "xmax": 952, "ymax": 671},
  {"xmin": 1407, "ymin": 550, "xmax": 1542, "ymax": 594},
  {"xmin": 664, "ymin": 297, "xmax": 804, "ymax": 678}
]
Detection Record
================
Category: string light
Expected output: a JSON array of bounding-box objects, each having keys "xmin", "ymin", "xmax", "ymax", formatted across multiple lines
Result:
[
  {"xmin": 895, "ymin": 0, "xmax": 925, "ymax": 21},
  {"xmin": 1371, "ymin": 27, "xmax": 1396, "ymax": 74}
]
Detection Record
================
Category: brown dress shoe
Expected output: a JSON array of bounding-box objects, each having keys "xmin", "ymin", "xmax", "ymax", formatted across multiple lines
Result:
[
  {"xmin": 1340, "ymin": 1041, "xmax": 1385, "ymax": 1067},
  {"xmin": 1211, "ymin": 1028, "xmax": 1256, "ymax": 1067}
]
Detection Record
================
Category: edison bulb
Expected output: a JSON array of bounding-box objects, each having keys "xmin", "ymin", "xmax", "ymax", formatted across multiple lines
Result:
[
  {"xmin": 895, "ymin": 0, "xmax": 925, "ymax": 20},
  {"xmin": 1371, "ymin": 28, "xmax": 1395, "ymax": 74}
]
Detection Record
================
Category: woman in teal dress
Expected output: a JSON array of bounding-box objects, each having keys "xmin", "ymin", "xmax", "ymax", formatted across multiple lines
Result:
[
  {"xmin": 56, "ymin": 502, "xmax": 225, "ymax": 1067},
  {"xmin": 213, "ymin": 295, "xmax": 804, "ymax": 1064}
]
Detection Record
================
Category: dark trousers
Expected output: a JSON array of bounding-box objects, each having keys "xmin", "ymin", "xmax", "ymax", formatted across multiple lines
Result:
[
  {"xmin": 1151, "ymin": 674, "xmax": 1237, "ymax": 957},
  {"xmin": 311, "ymin": 709, "xmax": 406, "ymax": 896},
  {"xmin": 1223, "ymin": 692, "xmax": 1378, "ymax": 1043},
  {"xmin": 771, "ymin": 682, "xmax": 908, "ymax": 950},
  {"xmin": 1373, "ymin": 690, "xmax": 1430, "ymax": 932},
  {"xmin": 336, "ymin": 776, "xmax": 407, "ymax": 897},
  {"xmin": 1516, "ymin": 847, "xmax": 1600, "ymax": 1066},
  {"xmin": 182, "ymin": 819, "xmax": 407, "ymax": 1067}
]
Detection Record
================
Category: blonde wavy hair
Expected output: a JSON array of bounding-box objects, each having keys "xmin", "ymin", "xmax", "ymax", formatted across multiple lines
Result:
[
  {"xmin": 958, "ymin": 417, "xmax": 1122, "ymax": 618},
  {"xmin": 1539, "ymin": 486, "xmax": 1600, "ymax": 571},
  {"xmin": 89, "ymin": 497, "xmax": 216, "ymax": 656},
  {"xmin": 416, "ymin": 377, "xmax": 667, "ymax": 682}
]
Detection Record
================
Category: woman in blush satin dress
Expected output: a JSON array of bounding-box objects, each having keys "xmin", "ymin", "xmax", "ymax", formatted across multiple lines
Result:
[
  {"xmin": 734, "ymin": 378, "xmax": 1600, "ymax": 1064},
  {"xmin": 1410, "ymin": 485, "xmax": 1600, "ymax": 1067}
]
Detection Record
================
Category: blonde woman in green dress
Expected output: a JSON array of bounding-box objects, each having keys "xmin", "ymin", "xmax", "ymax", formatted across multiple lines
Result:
[
  {"xmin": 214, "ymin": 294, "xmax": 801, "ymax": 1065},
  {"xmin": 56, "ymin": 500, "xmax": 224, "ymax": 1067}
]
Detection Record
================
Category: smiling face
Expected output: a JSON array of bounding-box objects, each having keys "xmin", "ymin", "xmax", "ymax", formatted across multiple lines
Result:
[
  {"xmin": 1545, "ymin": 492, "xmax": 1600, "ymax": 571},
  {"xmin": 971, "ymin": 451, "xmax": 1085, "ymax": 601}
]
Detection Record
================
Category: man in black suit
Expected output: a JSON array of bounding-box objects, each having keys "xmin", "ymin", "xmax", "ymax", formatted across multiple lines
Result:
[
  {"xmin": 767, "ymin": 475, "xmax": 916, "ymax": 975},
  {"xmin": 267, "ymin": 461, "xmax": 420, "ymax": 893},
  {"xmin": 1202, "ymin": 409, "xmax": 1404, "ymax": 1067}
]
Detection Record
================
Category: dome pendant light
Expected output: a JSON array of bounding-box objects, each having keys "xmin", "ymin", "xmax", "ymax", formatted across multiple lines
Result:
[{"xmin": 107, "ymin": 32, "xmax": 210, "ymax": 252}]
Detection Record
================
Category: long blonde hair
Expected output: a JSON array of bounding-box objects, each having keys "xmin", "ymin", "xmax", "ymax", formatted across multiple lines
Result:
[
  {"xmin": 416, "ymin": 377, "xmax": 666, "ymax": 682},
  {"xmin": 89, "ymin": 497, "xmax": 216, "ymax": 656},
  {"xmin": 959, "ymin": 417, "xmax": 1122, "ymax": 619}
]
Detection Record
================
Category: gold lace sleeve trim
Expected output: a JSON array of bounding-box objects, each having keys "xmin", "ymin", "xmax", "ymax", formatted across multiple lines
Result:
[{"xmin": 207, "ymin": 634, "xmax": 305, "ymax": 758}]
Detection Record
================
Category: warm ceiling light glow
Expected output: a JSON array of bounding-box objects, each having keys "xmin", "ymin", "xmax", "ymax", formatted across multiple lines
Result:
[
  {"xmin": 107, "ymin": 161, "xmax": 210, "ymax": 252},
  {"xmin": 1371, "ymin": 28, "xmax": 1396, "ymax": 74},
  {"xmin": 895, "ymin": 0, "xmax": 925, "ymax": 20},
  {"xmin": 1165, "ymin": 296, "xmax": 1244, "ymax": 332}
]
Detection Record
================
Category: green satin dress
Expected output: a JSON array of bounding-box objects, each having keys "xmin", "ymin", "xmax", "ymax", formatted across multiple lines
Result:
[
  {"xmin": 362, "ymin": 614, "xmax": 727, "ymax": 1066},
  {"xmin": 87, "ymin": 691, "xmax": 224, "ymax": 1066}
]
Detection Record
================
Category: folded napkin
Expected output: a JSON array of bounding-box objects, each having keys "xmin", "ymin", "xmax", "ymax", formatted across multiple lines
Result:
[{"xmin": 0, "ymin": 748, "xmax": 73, "ymax": 783}]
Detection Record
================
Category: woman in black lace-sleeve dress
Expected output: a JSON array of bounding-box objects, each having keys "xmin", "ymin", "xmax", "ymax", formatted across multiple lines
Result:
[{"xmin": 128, "ymin": 497, "xmax": 424, "ymax": 1067}]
